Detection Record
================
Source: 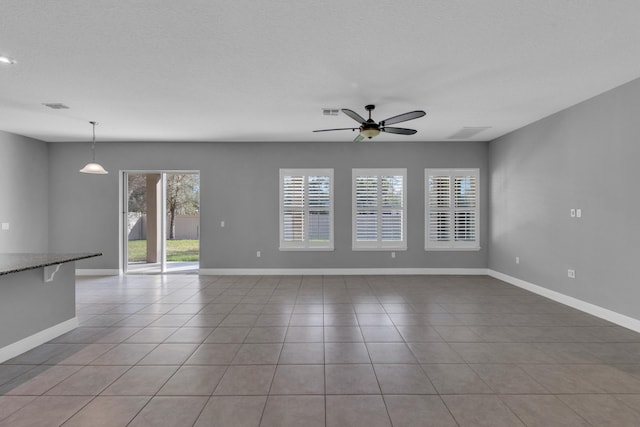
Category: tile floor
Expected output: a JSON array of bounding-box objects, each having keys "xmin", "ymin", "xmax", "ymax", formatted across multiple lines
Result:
[{"xmin": 1, "ymin": 274, "xmax": 640, "ymax": 426}]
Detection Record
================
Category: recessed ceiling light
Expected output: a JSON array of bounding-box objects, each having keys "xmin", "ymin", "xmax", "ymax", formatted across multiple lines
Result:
[{"xmin": 0, "ymin": 55, "xmax": 16, "ymax": 65}]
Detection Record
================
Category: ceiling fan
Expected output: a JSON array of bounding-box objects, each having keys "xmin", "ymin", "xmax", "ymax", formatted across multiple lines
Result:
[{"xmin": 313, "ymin": 104, "xmax": 426, "ymax": 142}]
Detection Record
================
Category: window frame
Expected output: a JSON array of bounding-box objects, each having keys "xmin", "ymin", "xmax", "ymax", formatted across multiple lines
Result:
[
  {"xmin": 425, "ymin": 168, "xmax": 480, "ymax": 251},
  {"xmin": 352, "ymin": 168, "xmax": 407, "ymax": 251},
  {"xmin": 279, "ymin": 168, "xmax": 334, "ymax": 251}
]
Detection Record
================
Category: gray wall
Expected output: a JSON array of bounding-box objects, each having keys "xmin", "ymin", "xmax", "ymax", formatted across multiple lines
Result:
[
  {"xmin": 489, "ymin": 77, "xmax": 640, "ymax": 320},
  {"xmin": 0, "ymin": 131, "xmax": 49, "ymax": 252},
  {"xmin": 48, "ymin": 141, "xmax": 488, "ymax": 270}
]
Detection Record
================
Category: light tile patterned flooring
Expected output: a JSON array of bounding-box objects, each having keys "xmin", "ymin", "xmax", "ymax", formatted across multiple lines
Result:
[{"xmin": 1, "ymin": 274, "xmax": 640, "ymax": 426}]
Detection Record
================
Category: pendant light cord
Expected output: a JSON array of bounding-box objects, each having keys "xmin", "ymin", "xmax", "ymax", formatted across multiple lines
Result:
[{"xmin": 90, "ymin": 121, "xmax": 98, "ymax": 162}]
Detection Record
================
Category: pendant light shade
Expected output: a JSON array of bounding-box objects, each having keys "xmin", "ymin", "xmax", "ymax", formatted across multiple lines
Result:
[
  {"xmin": 79, "ymin": 162, "xmax": 108, "ymax": 174},
  {"xmin": 80, "ymin": 121, "xmax": 108, "ymax": 174}
]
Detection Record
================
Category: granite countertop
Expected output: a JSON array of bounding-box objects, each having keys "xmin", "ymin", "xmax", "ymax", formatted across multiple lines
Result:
[{"xmin": 0, "ymin": 253, "xmax": 102, "ymax": 276}]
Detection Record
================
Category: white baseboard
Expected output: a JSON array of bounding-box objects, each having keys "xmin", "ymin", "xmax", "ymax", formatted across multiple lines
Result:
[
  {"xmin": 78, "ymin": 267, "xmax": 489, "ymax": 277},
  {"xmin": 76, "ymin": 269, "xmax": 120, "ymax": 276},
  {"xmin": 199, "ymin": 268, "xmax": 489, "ymax": 276},
  {"xmin": 488, "ymin": 270, "xmax": 640, "ymax": 333},
  {"xmin": 0, "ymin": 317, "xmax": 78, "ymax": 364}
]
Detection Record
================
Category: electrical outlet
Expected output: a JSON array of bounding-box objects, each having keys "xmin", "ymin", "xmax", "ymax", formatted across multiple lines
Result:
[
  {"xmin": 515, "ymin": 256, "xmax": 520, "ymax": 264},
  {"xmin": 391, "ymin": 252, "xmax": 396, "ymax": 259},
  {"xmin": 570, "ymin": 209, "xmax": 576, "ymax": 218},
  {"xmin": 576, "ymin": 209, "xmax": 582, "ymax": 218},
  {"xmin": 256, "ymin": 251, "xmax": 261, "ymax": 258},
  {"xmin": 568, "ymin": 269, "xmax": 576, "ymax": 279},
  {"xmin": 1, "ymin": 223, "xmax": 8, "ymax": 231},
  {"xmin": 220, "ymin": 221, "xmax": 225, "ymax": 228}
]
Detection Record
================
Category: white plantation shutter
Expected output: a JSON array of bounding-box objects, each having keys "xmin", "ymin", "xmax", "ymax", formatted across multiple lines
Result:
[
  {"xmin": 355, "ymin": 176, "xmax": 378, "ymax": 241},
  {"xmin": 381, "ymin": 175, "xmax": 404, "ymax": 241},
  {"xmin": 428, "ymin": 174, "xmax": 451, "ymax": 243},
  {"xmin": 308, "ymin": 175, "xmax": 331, "ymax": 242},
  {"xmin": 454, "ymin": 175, "xmax": 477, "ymax": 243},
  {"xmin": 280, "ymin": 169, "xmax": 333, "ymax": 250},
  {"xmin": 425, "ymin": 169, "xmax": 479, "ymax": 250},
  {"xmin": 282, "ymin": 175, "xmax": 305, "ymax": 242},
  {"xmin": 353, "ymin": 169, "xmax": 406, "ymax": 250}
]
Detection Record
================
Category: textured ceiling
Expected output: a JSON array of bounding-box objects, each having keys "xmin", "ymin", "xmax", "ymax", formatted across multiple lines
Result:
[{"xmin": 1, "ymin": 0, "xmax": 640, "ymax": 143}]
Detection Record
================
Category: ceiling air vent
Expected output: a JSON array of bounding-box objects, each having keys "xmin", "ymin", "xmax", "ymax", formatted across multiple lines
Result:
[
  {"xmin": 448, "ymin": 127, "xmax": 491, "ymax": 139},
  {"xmin": 322, "ymin": 108, "xmax": 340, "ymax": 116},
  {"xmin": 43, "ymin": 103, "xmax": 70, "ymax": 109}
]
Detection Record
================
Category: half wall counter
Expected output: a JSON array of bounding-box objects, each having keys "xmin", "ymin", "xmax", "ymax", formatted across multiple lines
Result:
[{"xmin": 0, "ymin": 252, "xmax": 101, "ymax": 362}]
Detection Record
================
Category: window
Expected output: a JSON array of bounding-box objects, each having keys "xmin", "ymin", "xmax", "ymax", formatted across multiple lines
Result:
[
  {"xmin": 279, "ymin": 169, "xmax": 333, "ymax": 250},
  {"xmin": 425, "ymin": 168, "xmax": 479, "ymax": 250},
  {"xmin": 352, "ymin": 168, "xmax": 406, "ymax": 250}
]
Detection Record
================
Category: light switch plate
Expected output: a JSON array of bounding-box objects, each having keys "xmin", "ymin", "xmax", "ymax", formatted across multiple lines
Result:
[{"xmin": 1, "ymin": 223, "xmax": 9, "ymax": 231}]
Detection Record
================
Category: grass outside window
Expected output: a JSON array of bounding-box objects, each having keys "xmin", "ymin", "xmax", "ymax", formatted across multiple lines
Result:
[{"xmin": 128, "ymin": 239, "xmax": 199, "ymax": 262}]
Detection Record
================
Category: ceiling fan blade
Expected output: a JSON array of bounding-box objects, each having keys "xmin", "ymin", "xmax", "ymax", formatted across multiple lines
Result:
[
  {"xmin": 380, "ymin": 110, "xmax": 426, "ymax": 126},
  {"xmin": 313, "ymin": 127, "xmax": 358, "ymax": 132},
  {"xmin": 342, "ymin": 109, "xmax": 367, "ymax": 124},
  {"xmin": 353, "ymin": 134, "xmax": 365, "ymax": 142},
  {"xmin": 381, "ymin": 127, "xmax": 417, "ymax": 135}
]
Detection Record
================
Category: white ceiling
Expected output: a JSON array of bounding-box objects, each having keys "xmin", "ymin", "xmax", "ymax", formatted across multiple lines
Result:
[{"xmin": 1, "ymin": 1, "xmax": 640, "ymax": 143}]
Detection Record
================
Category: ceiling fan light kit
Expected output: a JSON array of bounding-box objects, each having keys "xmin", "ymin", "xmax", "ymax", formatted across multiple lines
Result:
[
  {"xmin": 313, "ymin": 104, "xmax": 426, "ymax": 142},
  {"xmin": 360, "ymin": 126, "xmax": 380, "ymax": 139}
]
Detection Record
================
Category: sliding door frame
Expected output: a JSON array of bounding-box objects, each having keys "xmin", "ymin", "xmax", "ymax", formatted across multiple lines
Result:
[{"xmin": 120, "ymin": 169, "xmax": 199, "ymax": 274}]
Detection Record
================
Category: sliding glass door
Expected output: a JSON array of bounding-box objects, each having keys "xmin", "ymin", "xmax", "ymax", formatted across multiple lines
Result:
[{"xmin": 123, "ymin": 171, "xmax": 200, "ymax": 274}]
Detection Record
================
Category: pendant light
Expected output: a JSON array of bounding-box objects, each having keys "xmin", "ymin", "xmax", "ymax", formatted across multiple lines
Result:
[{"xmin": 80, "ymin": 121, "xmax": 108, "ymax": 174}]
